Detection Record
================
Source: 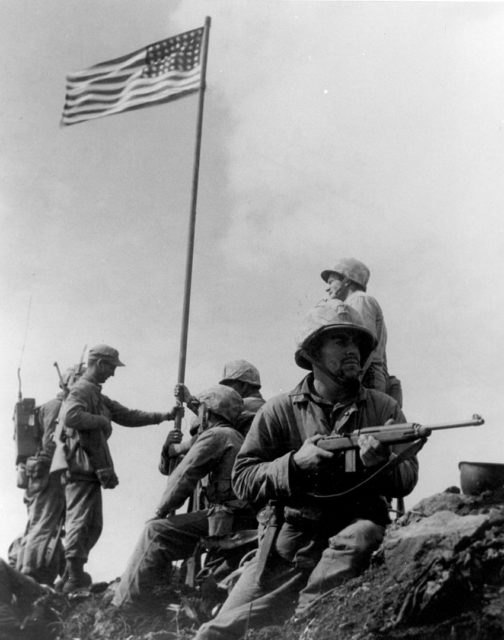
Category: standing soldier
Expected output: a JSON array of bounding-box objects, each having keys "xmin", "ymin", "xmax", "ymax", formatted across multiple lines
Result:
[
  {"xmin": 18, "ymin": 365, "xmax": 83, "ymax": 585},
  {"xmin": 195, "ymin": 300, "xmax": 419, "ymax": 640},
  {"xmin": 56, "ymin": 344, "xmax": 178, "ymax": 594},
  {"xmin": 321, "ymin": 257, "xmax": 389, "ymax": 393}
]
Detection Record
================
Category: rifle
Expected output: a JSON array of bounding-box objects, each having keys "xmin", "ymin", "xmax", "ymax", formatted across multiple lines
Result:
[
  {"xmin": 53, "ymin": 362, "xmax": 68, "ymax": 394},
  {"xmin": 318, "ymin": 414, "xmax": 484, "ymax": 453}
]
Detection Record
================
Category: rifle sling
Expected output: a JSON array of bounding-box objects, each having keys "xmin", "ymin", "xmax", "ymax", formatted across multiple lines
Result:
[{"xmin": 305, "ymin": 438, "xmax": 424, "ymax": 500}]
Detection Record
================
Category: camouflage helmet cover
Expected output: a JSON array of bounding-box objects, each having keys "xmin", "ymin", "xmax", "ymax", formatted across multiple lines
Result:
[
  {"xmin": 295, "ymin": 300, "xmax": 377, "ymax": 370},
  {"xmin": 196, "ymin": 384, "xmax": 244, "ymax": 424},
  {"xmin": 320, "ymin": 257, "xmax": 370, "ymax": 291},
  {"xmin": 219, "ymin": 359, "xmax": 261, "ymax": 388}
]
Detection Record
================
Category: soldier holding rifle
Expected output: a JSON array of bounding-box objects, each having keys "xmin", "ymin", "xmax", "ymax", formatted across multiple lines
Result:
[{"xmin": 195, "ymin": 300, "xmax": 420, "ymax": 640}]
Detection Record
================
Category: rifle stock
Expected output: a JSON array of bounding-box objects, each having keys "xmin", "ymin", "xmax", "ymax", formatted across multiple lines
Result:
[{"xmin": 318, "ymin": 414, "xmax": 484, "ymax": 452}]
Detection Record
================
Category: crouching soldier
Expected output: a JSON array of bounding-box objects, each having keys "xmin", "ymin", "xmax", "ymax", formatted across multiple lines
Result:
[
  {"xmin": 112, "ymin": 385, "xmax": 256, "ymax": 608},
  {"xmin": 195, "ymin": 300, "xmax": 420, "ymax": 640}
]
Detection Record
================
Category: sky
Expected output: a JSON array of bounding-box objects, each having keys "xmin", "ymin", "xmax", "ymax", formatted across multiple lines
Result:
[{"xmin": 1, "ymin": 0, "xmax": 504, "ymax": 583}]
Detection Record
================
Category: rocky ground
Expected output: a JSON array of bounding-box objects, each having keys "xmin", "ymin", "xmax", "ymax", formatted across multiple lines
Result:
[{"xmin": 36, "ymin": 487, "xmax": 504, "ymax": 640}]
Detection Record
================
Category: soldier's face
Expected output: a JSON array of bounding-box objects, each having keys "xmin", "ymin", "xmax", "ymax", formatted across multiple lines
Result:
[
  {"xmin": 326, "ymin": 274, "xmax": 347, "ymax": 301},
  {"xmin": 317, "ymin": 331, "xmax": 362, "ymax": 379},
  {"xmin": 97, "ymin": 360, "xmax": 116, "ymax": 383}
]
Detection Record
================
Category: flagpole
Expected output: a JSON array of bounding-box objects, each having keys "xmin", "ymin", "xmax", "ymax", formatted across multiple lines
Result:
[{"xmin": 174, "ymin": 16, "xmax": 211, "ymax": 431}]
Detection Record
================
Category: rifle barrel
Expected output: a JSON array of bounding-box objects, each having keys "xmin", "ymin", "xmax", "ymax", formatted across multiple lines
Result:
[{"xmin": 425, "ymin": 414, "xmax": 484, "ymax": 431}]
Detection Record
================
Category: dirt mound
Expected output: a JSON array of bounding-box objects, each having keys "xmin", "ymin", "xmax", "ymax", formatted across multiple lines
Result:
[{"xmin": 50, "ymin": 487, "xmax": 504, "ymax": 640}]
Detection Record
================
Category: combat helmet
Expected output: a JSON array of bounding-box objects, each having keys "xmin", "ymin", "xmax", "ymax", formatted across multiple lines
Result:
[
  {"xmin": 321, "ymin": 258, "xmax": 370, "ymax": 291},
  {"xmin": 219, "ymin": 360, "xmax": 261, "ymax": 388},
  {"xmin": 196, "ymin": 385, "xmax": 244, "ymax": 424},
  {"xmin": 295, "ymin": 299, "xmax": 376, "ymax": 370}
]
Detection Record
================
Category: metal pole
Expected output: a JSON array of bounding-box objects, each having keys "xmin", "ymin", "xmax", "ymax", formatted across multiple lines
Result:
[{"xmin": 174, "ymin": 16, "xmax": 211, "ymax": 431}]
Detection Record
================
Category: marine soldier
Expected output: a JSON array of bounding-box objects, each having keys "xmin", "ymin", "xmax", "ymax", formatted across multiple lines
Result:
[
  {"xmin": 195, "ymin": 300, "xmax": 419, "ymax": 639},
  {"xmin": 322, "ymin": 257, "xmax": 389, "ymax": 393},
  {"xmin": 56, "ymin": 344, "xmax": 178, "ymax": 594},
  {"xmin": 18, "ymin": 365, "xmax": 83, "ymax": 585},
  {"xmin": 112, "ymin": 385, "xmax": 256, "ymax": 608},
  {"xmin": 160, "ymin": 359, "xmax": 265, "ymax": 470}
]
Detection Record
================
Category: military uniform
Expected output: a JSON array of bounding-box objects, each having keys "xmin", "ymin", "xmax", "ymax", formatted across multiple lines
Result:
[
  {"xmin": 321, "ymin": 258, "xmax": 389, "ymax": 393},
  {"xmin": 61, "ymin": 373, "xmax": 166, "ymax": 567},
  {"xmin": 344, "ymin": 290, "xmax": 388, "ymax": 392},
  {"xmin": 196, "ymin": 375, "xmax": 418, "ymax": 639},
  {"xmin": 112, "ymin": 386, "xmax": 255, "ymax": 607},
  {"xmin": 18, "ymin": 396, "xmax": 65, "ymax": 584}
]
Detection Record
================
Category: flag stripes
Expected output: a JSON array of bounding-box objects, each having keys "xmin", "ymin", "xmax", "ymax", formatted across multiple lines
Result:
[{"xmin": 61, "ymin": 27, "xmax": 204, "ymax": 125}]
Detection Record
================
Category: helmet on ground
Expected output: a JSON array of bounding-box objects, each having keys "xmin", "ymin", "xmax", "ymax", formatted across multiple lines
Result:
[
  {"xmin": 196, "ymin": 385, "xmax": 244, "ymax": 424},
  {"xmin": 219, "ymin": 360, "xmax": 261, "ymax": 388},
  {"xmin": 321, "ymin": 258, "xmax": 370, "ymax": 291},
  {"xmin": 295, "ymin": 300, "xmax": 376, "ymax": 370}
]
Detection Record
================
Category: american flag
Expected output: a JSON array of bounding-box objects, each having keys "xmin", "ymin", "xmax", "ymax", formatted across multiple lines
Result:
[{"xmin": 61, "ymin": 27, "xmax": 204, "ymax": 126}]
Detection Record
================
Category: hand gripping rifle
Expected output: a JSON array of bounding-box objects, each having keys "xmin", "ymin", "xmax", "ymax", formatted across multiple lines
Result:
[
  {"xmin": 308, "ymin": 414, "xmax": 484, "ymax": 500},
  {"xmin": 255, "ymin": 414, "xmax": 484, "ymax": 583}
]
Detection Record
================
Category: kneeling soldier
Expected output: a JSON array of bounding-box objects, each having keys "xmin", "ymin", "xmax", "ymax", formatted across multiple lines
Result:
[
  {"xmin": 112, "ymin": 385, "xmax": 256, "ymax": 608},
  {"xmin": 195, "ymin": 300, "xmax": 419, "ymax": 640}
]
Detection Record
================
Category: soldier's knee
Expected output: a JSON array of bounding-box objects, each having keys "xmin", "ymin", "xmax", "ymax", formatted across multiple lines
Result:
[{"xmin": 328, "ymin": 519, "xmax": 384, "ymax": 554}]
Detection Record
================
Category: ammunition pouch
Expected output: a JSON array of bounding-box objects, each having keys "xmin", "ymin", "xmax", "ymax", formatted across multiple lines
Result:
[
  {"xmin": 207, "ymin": 504, "xmax": 235, "ymax": 538},
  {"xmin": 25, "ymin": 455, "xmax": 51, "ymax": 494},
  {"xmin": 68, "ymin": 443, "xmax": 94, "ymax": 475}
]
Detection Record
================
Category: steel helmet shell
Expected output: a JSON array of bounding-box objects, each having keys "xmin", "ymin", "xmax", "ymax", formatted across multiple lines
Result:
[
  {"xmin": 295, "ymin": 300, "xmax": 377, "ymax": 370},
  {"xmin": 321, "ymin": 258, "xmax": 370, "ymax": 291},
  {"xmin": 196, "ymin": 385, "xmax": 244, "ymax": 424},
  {"xmin": 219, "ymin": 360, "xmax": 261, "ymax": 388}
]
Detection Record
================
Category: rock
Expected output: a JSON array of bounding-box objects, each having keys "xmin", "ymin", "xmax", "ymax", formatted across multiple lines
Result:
[{"xmin": 384, "ymin": 510, "xmax": 490, "ymax": 581}]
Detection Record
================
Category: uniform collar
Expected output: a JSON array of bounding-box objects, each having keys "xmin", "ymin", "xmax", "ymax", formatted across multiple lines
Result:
[{"xmin": 290, "ymin": 373, "xmax": 367, "ymax": 406}]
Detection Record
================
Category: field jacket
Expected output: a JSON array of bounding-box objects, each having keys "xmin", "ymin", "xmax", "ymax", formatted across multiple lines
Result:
[{"xmin": 232, "ymin": 375, "xmax": 419, "ymax": 529}]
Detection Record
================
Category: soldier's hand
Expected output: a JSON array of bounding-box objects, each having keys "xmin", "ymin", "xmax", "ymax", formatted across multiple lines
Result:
[
  {"xmin": 163, "ymin": 406, "xmax": 182, "ymax": 421},
  {"xmin": 293, "ymin": 435, "xmax": 333, "ymax": 471},
  {"xmin": 358, "ymin": 434, "xmax": 390, "ymax": 467},
  {"xmin": 166, "ymin": 429, "xmax": 183, "ymax": 445},
  {"xmin": 174, "ymin": 383, "xmax": 192, "ymax": 404}
]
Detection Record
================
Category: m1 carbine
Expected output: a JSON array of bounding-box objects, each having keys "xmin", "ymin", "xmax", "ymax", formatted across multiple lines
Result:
[{"xmin": 317, "ymin": 414, "xmax": 484, "ymax": 453}]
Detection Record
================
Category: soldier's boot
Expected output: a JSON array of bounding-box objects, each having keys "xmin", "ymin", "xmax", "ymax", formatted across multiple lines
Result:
[{"xmin": 61, "ymin": 558, "xmax": 92, "ymax": 594}]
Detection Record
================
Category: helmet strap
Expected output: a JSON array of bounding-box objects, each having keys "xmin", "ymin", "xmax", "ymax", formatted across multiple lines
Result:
[{"xmin": 300, "ymin": 349, "xmax": 348, "ymax": 385}]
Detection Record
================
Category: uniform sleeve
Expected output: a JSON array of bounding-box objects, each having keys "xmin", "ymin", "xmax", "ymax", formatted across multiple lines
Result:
[
  {"xmin": 104, "ymin": 396, "xmax": 164, "ymax": 427},
  {"xmin": 348, "ymin": 293, "xmax": 380, "ymax": 335},
  {"xmin": 232, "ymin": 400, "xmax": 296, "ymax": 508},
  {"xmin": 64, "ymin": 388, "xmax": 110, "ymax": 432},
  {"xmin": 156, "ymin": 429, "xmax": 225, "ymax": 516}
]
